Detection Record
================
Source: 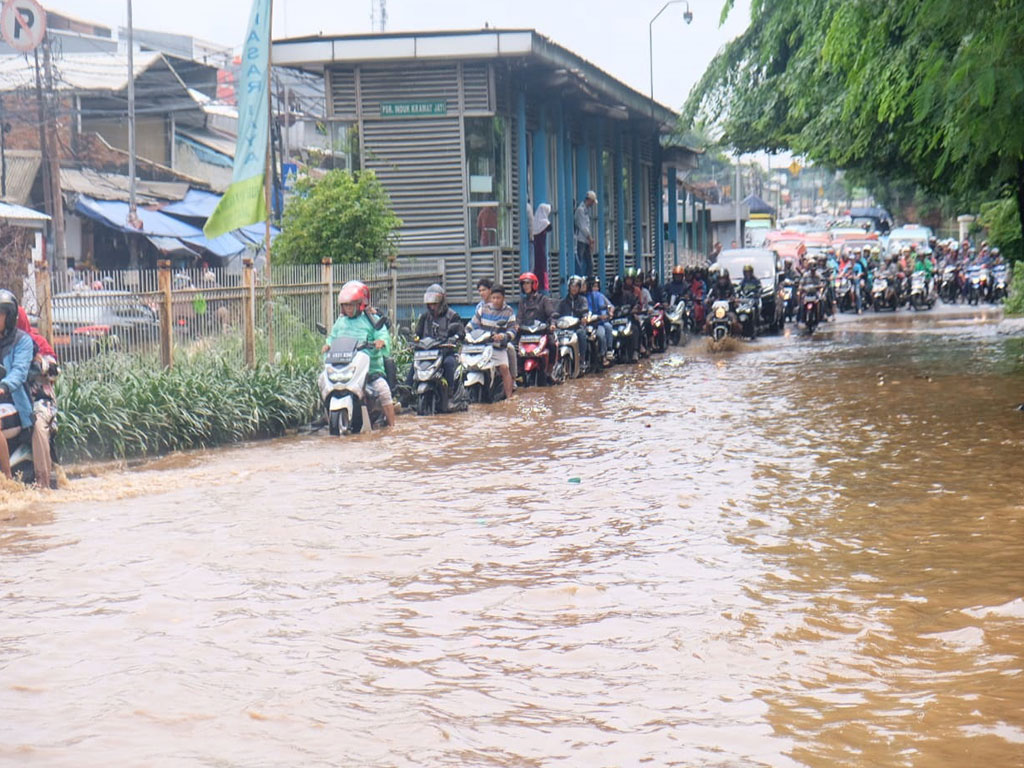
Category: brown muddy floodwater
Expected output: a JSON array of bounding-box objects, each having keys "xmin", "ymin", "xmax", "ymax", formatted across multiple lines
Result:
[{"xmin": 2, "ymin": 309, "xmax": 1023, "ymax": 767}]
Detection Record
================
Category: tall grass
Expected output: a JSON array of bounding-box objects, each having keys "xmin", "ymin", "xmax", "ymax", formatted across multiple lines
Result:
[{"xmin": 56, "ymin": 346, "xmax": 320, "ymax": 462}]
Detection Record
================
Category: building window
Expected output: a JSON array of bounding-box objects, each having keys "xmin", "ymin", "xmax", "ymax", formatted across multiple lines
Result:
[
  {"xmin": 313, "ymin": 121, "xmax": 359, "ymax": 171},
  {"xmin": 466, "ymin": 117, "xmax": 510, "ymax": 248}
]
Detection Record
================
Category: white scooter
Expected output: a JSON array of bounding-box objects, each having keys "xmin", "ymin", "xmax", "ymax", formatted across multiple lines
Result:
[
  {"xmin": 461, "ymin": 324, "xmax": 508, "ymax": 404},
  {"xmin": 317, "ymin": 336, "xmax": 380, "ymax": 435},
  {"xmin": 0, "ymin": 362, "xmax": 56, "ymax": 484}
]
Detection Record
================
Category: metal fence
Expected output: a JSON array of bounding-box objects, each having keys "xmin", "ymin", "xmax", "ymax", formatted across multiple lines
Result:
[{"xmin": 36, "ymin": 258, "xmax": 444, "ymax": 367}]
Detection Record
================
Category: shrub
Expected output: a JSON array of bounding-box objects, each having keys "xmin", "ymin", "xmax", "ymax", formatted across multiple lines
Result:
[
  {"xmin": 274, "ymin": 169, "xmax": 401, "ymax": 265},
  {"xmin": 1004, "ymin": 267, "xmax": 1024, "ymax": 317},
  {"xmin": 56, "ymin": 348, "xmax": 320, "ymax": 462}
]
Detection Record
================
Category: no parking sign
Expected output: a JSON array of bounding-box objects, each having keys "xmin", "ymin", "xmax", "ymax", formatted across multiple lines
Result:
[{"xmin": 1, "ymin": 0, "xmax": 46, "ymax": 53}]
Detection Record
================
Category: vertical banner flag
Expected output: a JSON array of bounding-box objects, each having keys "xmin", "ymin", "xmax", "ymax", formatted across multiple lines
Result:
[{"xmin": 203, "ymin": 0, "xmax": 271, "ymax": 238}]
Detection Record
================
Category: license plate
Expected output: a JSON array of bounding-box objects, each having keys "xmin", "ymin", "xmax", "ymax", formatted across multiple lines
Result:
[
  {"xmin": 520, "ymin": 335, "xmax": 542, "ymax": 343},
  {"xmin": 462, "ymin": 345, "xmax": 486, "ymax": 355},
  {"xmin": 414, "ymin": 350, "xmax": 439, "ymax": 361}
]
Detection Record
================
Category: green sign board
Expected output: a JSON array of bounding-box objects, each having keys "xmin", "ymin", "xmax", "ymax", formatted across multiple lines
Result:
[{"xmin": 379, "ymin": 100, "xmax": 448, "ymax": 118}]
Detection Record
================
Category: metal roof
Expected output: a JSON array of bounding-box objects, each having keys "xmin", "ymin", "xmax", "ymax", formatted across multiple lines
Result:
[
  {"xmin": 60, "ymin": 168, "xmax": 191, "ymax": 205},
  {"xmin": 0, "ymin": 200, "xmax": 49, "ymax": 227},
  {"xmin": 273, "ymin": 29, "xmax": 678, "ymax": 129},
  {"xmin": 0, "ymin": 51, "xmax": 165, "ymax": 93},
  {"xmin": 0, "ymin": 149, "xmax": 41, "ymax": 206}
]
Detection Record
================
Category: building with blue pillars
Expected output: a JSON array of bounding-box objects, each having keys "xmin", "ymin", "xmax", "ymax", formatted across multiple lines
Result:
[{"xmin": 274, "ymin": 29, "xmax": 699, "ymax": 303}]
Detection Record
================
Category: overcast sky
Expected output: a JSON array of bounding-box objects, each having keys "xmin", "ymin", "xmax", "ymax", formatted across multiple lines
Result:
[{"xmin": 40, "ymin": 0, "xmax": 751, "ymax": 114}]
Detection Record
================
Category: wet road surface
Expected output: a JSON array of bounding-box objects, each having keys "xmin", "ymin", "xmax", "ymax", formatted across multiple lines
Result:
[{"xmin": 2, "ymin": 307, "xmax": 1023, "ymax": 767}]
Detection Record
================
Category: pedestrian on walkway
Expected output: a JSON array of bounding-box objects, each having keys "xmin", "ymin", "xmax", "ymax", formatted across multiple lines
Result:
[
  {"xmin": 574, "ymin": 191, "xmax": 597, "ymax": 278},
  {"xmin": 532, "ymin": 203, "xmax": 552, "ymax": 292}
]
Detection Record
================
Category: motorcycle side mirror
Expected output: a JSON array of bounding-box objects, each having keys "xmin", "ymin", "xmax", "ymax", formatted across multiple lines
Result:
[{"xmin": 315, "ymin": 322, "xmax": 328, "ymax": 336}]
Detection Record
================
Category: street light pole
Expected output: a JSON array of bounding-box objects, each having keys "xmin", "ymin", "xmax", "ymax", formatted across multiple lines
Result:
[{"xmin": 649, "ymin": 0, "xmax": 692, "ymax": 120}]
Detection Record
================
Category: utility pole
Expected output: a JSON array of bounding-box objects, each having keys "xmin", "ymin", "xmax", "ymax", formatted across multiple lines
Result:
[
  {"xmin": 734, "ymin": 154, "xmax": 741, "ymax": 246},
  {"xmin": 126, "ymin": 1, "xmax": 138, "ymax": 225},
  {"xmin": 41, "ymin": 37, "xmax": 66, "ymax": 271}
]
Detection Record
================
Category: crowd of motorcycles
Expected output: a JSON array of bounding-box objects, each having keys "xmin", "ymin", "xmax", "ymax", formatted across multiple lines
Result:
[{"xmin": 316, "ymin": 237, "xmax": 1014, "ymax": 435}]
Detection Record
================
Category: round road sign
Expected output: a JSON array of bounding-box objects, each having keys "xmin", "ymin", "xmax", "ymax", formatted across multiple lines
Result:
[{"xmin": 1, "ymin": 0, "xmax": 46, "ymax": 53}]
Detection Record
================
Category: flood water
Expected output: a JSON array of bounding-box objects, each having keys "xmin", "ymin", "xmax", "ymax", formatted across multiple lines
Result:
[{"xmin": 2, "ymin": 308, "xmax": 1023, "ymax": 767}]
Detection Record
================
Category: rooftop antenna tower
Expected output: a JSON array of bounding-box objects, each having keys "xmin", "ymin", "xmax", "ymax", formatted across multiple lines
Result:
[{"xmin": 371, "ymin": 0, "xmax": 387, "ymax": 32}]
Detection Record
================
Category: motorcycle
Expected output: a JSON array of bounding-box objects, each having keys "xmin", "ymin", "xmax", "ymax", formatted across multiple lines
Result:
[
  {"xmin": 735, "ymin": 293, "xmax": 759, "ymax": 339},
  {"xmin": 517, "ymin": 319, "xmax": 553, "ymax": 387},
  {"xmin": 411, "ymin": 336, "xmax": 465, "ymax": 415},
  {"xmin": 801, "ymin": 286, "xmax": 823, "ymax": 334},
  {"xmin": 0, "ymin": 362, "xmax": 57, "ymax": 485},
  {"xmin": 940, "ymin": 265, "xmax": 960, "ymax": 304},
  {"xmin": 991, "ymin": 264, "xmax": 1009, "ymax": 303},
  {"xmin": 909, "ymin": 271, "xmax": 934, "ymax": 311},
  {"xmin": 966, "ymin": 265, "xmax": 988, "ymax": 305},
  {"xmin": 707, "ymin": 299, "xmax": 733, "ymax": 342},
  {"xmin": 834, "ymin": 275, "xmax": 856, "ymax": 313},
  {"xmin": 317, "ymin": 336, "xmax": 381, "ymax": 435},
  {"xmin": 461, "ymin": 324, "xmax": 509, "ymax": 404},
  {"xmin": 666, "ymin": 300, "xmax": 687, "ymax": 345},
  {"xmin": 582, "ymin": 315, "xmax": 603, "ymax": 373},
  {"xmin": 553, "ymin": 315, "xmax": 584, "ymax": 381},
  {"xmin": 646, "ymin": 304, "xmax": 669, "ymax": 353},
  {"xmin": 780, "ymin": 279, "xmax": 798, "ymax": 323},
  {"xmin": 610, "ymin": 305, "xmax": 637, "ymax": 363},
  {"xmin": 872, "ymin": 271, "xmax": 898, "ymax": 312}
]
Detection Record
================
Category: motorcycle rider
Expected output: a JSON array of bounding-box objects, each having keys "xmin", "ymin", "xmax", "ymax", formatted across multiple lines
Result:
[
  {"xmin": 664, "ymin": 265, "xmax": 691, "ymax": 305},
  {"xmin": 912, "ymin": 248, "xmax": 935, "ymax": 295},
  {"xmin": 518, "ymin": 271, "xmax": 559, "ymax": 378},
  {"xmin": 323, "ymin": 281, "xmax": 396, "ymax": 428},
  {"xmin": 476, "ymin": 278, "xmax": 517, "ymax": 383},
  {"xmin": 557, "ymin": 276, "xmax": 592, "ymax": 371},
  {"xmin": 467, "ymin": 285, "xmax": 516, "ymax": 399},
  {"xmin": 797, "ymin": 260, "xmax": 824, "ymax": 325},
  {"xmin": 15, "ymin": 306, "xmax": 57, "ymax": 488},
  {"xmin": 738, "ymin": 264, "xmax": 760, "ymax": 297},
  {"xmin": 704, "ymin": 266, "xmax": 740, "ymax": 335},
  {"xmin": 409, "ymin": 284, "xmax": 465, "ymax": 408},
  {"xmin": 585, "ymin": 276, "xmax": 614, "ymax": 364},
  {"xmin": 837, "ymin": 250, "xmax": 861, "ymax": 313},
  {"xmin": 0, "ymin": 290, "xmax": 35, "ymax": 480}
]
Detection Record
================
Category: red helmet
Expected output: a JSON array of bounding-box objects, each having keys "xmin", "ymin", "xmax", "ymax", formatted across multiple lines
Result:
[
  {"xmin": 518, "ymin": 271, "xmax": 539, "ymax": 289},
  {"xmin": 338, "ymin": 280, "xmax": 370, "ymax": 310}
]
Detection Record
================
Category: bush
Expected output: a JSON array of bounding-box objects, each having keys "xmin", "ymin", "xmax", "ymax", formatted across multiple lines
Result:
[
  {"xmin": 1005, "ymin": 267, "xmax": 1024, "ymax": 317},
  {"xmin": 274, "ymin": 169, "xmax": 401, "ymax": 265},
  {"xmin": 56, "ymin": 348, "xmax": 320, "ymax": 462},
  {"xmin": 978, "ymin": 198, "xmax": 1022, "ymax": 259}
]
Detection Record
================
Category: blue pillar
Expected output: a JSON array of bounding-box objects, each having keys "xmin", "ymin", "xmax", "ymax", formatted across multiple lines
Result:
[
  {"xmin": 655, "ymin": 143, "xmax": 664, "ymax": 281},
  {"xmin": 667, "ymin": 165, "xmax": 678, "ymax": 267},
  {"xmin": 632, "ymin": 133, "xmax": 642, "ymax": 271},
  {"xmin": 532, "ymin": 105, "xmax": 548, "ymax": 231},
  {"xmin": 597, "ymin": 121, "xmax": 607, "ymax": 282},
  {"xmin": 557, "ymin": 101, "xmax": 570, "ymax": 294},
  {"xmin": 701, "ymin": 198, "xmax": 708, "ymax": 256},
  {"xmin": 517, "ymin": 89, "xmax": 529, "ymax": 273},
  {"xmin": 680, "ymin": 187, "xmax": 686, "ymax": 256},
  {"xmin": 691, "ymin": 195, "xmax": 698, "ymax": 251},
  {"xmin": 614, "ymin": 131, "xmax": 625, "ymax": 278}
]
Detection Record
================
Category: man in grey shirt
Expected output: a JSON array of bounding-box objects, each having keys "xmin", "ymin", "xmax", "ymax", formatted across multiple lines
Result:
[{"xmin": 574, "ymin": 190, "xmax": 598, "ymax": 278}]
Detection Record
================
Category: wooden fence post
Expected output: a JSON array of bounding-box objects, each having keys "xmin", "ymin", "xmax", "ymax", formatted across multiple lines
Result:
[
  {"xmin": 34, "ymin": 260, "xmax": 52, "ymax": 347},
  {"xmin": 321, "ymin": 257, "xmax": 333, "ymax": 332},
  {"xmin": 242, "ymin": 257, "xmax": 256, "ymax": 367},
  {"xmin": 157, "ymin": 259, "xmax": 173, "ymax": 368}
]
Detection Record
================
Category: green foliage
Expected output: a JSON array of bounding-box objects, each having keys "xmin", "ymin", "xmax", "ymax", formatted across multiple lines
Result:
[
  {"xmin": 56, "ymin": 348, "xmax": 320, "ymax": 462},
  {"xmin": 1004, "ymin": 268, "xmax": 1024, "ymax": 317},
  {"xmin": 685, "ymin": 0, "xmax": 1024, "ymax": 251},
  {"xmin": 274, "ymin": 169, "xmax": 401, "ymax": 265},
  {"xmin": 978, "ymin": 199, "xmax": 1023, "ymax": 259}
]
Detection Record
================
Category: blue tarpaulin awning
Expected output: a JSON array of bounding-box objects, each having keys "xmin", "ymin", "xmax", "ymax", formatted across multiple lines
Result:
[
  {"xmin": 159, "ymin": 190, "xmax": 280, "ymax": 245},
  {"xmin": 75, "ymin": 195, "xmax": 246, "ymax": 258}
]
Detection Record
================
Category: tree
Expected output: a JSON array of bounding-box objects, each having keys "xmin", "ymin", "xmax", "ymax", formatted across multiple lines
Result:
[
  {"xmin": 274, "ymin": 169, "xmax": 401, "ymax": 265},
  {"xmin": 684, "ymin": 0, "xmax": 1024, "ymax": 259}
]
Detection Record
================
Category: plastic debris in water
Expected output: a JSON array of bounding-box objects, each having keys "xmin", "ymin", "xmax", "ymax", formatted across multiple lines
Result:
[{"xmin": 568, "ymin": 477, "xmax": 581, "ymax": 484}]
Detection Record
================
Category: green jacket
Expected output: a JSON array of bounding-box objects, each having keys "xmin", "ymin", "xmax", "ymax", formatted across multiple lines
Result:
[
  {"xmin": 913, "ymin": 257, "xmax": 933, "ymax": 278},
  {"xmin": 325, "ymin": 311, "xmax": 390, "ymax": 376}
]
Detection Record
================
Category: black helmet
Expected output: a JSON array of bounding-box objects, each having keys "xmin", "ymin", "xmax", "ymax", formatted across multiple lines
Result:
[{"xmin": 0, "ymin": 289, "xmax": 17, "ymax": 339}]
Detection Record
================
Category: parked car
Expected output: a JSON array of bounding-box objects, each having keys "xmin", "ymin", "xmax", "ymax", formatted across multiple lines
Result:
[
  {"xmin": 715, "ymin": 247, "xmax": 785, "ymax": 333},
  {"xmin": 51, "ymin": 290, "xmax": 160, "ymax": 359}
]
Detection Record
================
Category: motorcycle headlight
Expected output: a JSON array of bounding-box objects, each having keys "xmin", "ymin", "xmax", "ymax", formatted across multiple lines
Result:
[
  {"xmin": 328, "ymin": 367, "xmax": 353, "ymax": 383},
  {"xmin": 714, "ymin": 306, "xmax": 726, "ymax": 319}
]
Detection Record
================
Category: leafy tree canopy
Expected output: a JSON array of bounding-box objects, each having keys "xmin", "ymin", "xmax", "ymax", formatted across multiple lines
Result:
[
  {"xmin": 274, "ymin": 170, "xmax": 401, "ymax": 265},
  {"xmin": 684, "ymin": 0, "xmax": 1024, "ymax": 257}
]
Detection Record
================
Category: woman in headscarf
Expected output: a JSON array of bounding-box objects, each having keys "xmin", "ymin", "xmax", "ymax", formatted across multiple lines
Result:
[{"xmin": 531, "ymin": 203, "xmax": 552, "ymax": 292}]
